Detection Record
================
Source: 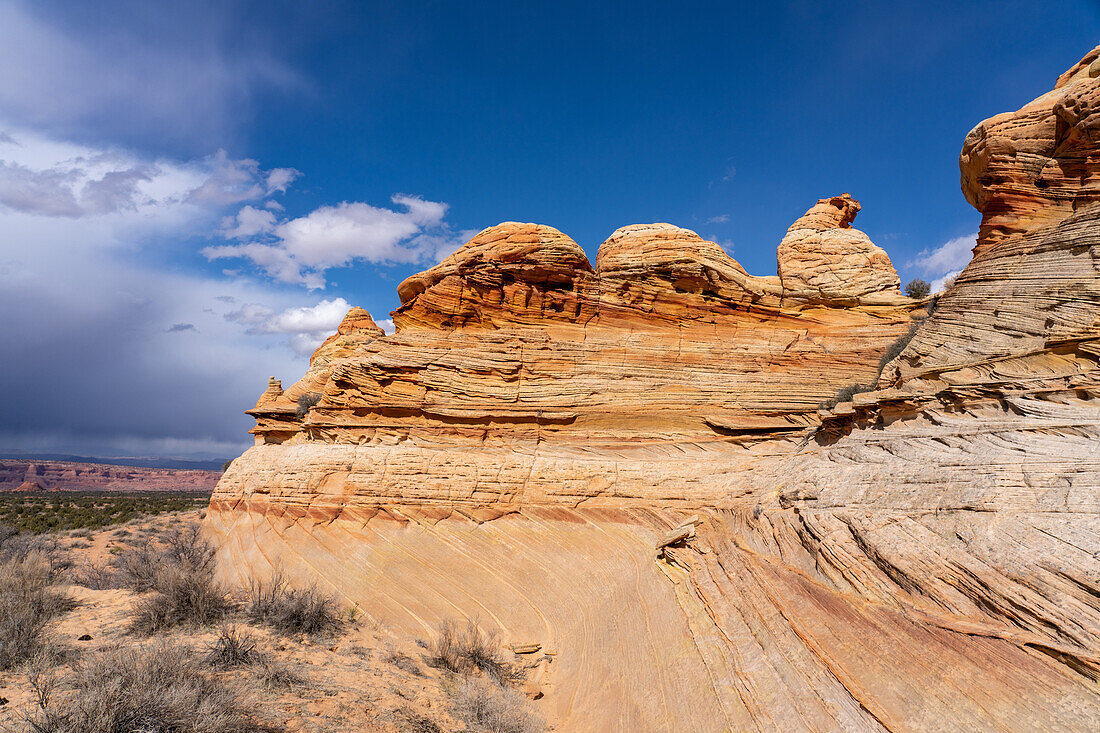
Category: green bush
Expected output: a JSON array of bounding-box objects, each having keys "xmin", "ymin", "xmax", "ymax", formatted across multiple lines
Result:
[
  {"xmin": 295, "ymin": 392, "xmax": 322, "ymax": 419},
  {"xmin": 904, "ymin": 278, "xmax": 930, "ymax": 299}
]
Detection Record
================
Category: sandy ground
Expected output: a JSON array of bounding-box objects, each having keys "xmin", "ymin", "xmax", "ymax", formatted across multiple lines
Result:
[{"xmin": 0, "ymin": 510, "xmax": 516, "ymax": 732}]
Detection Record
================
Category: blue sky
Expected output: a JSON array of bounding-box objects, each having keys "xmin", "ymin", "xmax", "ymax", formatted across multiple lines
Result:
[{"xmin": 1, "ymin": 0, "xmax": 1098, "ymax": 458}]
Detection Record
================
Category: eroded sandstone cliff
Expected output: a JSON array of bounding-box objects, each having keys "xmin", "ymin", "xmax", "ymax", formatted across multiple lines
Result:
[
  {"xmin": 0, "ymin": 459, "xmax": 219, "ymax": 493},
  {"xmin": 206, "ymin": 46, "xmax": 1100, "ymax": 732}
]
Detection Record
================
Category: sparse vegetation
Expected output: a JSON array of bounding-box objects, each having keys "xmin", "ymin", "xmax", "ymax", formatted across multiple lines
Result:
[
  {"xmin": 206, "ymin": 626, "xmax": 262, "ymax": 669},
  {"xmin": 875, "ymin": 321, "xmax": 920, "ymax": 377},
  {"xmin": 386, "ymin": 648, "xmax": 425, "ymax": 676},
  {"xmin": 818, "ymin": 382, "xmax": 875, "ymax": 410},
  {"xmin": 819, "ymin": 320, "xmax": 924, "ymax": 409},
  {"xmin": 0, "ymin": 491, "xmax": 208, "ymax": 534},
  {"xmin": 428, "ymin": 619, "xmax": 515, "ymax": 684},
  {"xmin": 904, "ymin": 278, "xmax": 931, "ymax": 299},
  {"xmin": 246, "ymin": 572, "xmax": 342, "ymax": 636},
  {"xmin": 426, "ymin": 619, "xmax": 544, "ymax": 732},
  {"xmin": 295, "ymin": 391, "xmax": 322, "ymax": 418},
  {"xmin": 392, "ymin": 707, "xmax": 446, "ymax": 733},
  {"xmin": 128, "ymin": 528, "xmax": 232, "ymax": 634},
  {"xmin": 0, "ymin": 511, "xmax": 495, "ymax": 732},
  {"xmin": 22, "ymin": 642, "xmax": 263, "ymax": 733},
  {"xmin": 451, "ymin": 677, "xmax": 545, "ymax": 733},
  {"xmin": 0, "ymin": 551, "xmax": 73, "ymax": 670}
]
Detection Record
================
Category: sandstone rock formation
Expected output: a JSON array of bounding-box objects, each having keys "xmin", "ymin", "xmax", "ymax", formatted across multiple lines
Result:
[
  {"xmin": 777, "ymin": 193, "xmax": 901, "ymax": 302},
  {"xmin": 0, "ymin": 459, "xmax": 219, "ymax": 493},
  {"xmin": 206, "ymin": 46, "xmax": 1100, "ymax": 732},
  {"xmin": 960, "ymin": 43, "xmax": 1100, "ymax": 250}
]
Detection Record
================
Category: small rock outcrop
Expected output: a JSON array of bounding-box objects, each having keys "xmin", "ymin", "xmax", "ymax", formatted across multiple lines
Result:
[
  {"xmin": 961, "ymin": 44, "xmax": 1100, "ymax": 249},
  {"xmin": 777, "ymin": 193, "xmax": 901, "ymax": 302}
]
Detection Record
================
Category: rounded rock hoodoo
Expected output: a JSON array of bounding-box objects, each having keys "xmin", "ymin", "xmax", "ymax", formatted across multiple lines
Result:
[
  {"xmin": 776, "ymin": 193, "xmax": 901, "ymax": 302},
  {"xmin": 393, "ymin": 222, "xmax": 596, "ymax": 330}
]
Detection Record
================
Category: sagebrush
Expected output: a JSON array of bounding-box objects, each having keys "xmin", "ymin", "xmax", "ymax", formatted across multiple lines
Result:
[
  {"xmin": 451, "ymin": 677, "xmax": 545, "ymax": 733},
  {"xmin": 23, "ymin": 642, "xmax": 263, "ymax": 733},
  {"xmin": 246, "ymin": 572, "xmax": 342, "ymax": 636},
  {"xmin": 127, "ymin": 527, "xmax": 233, "ymax": 634},
  {"xmin": 429, "ymin": 619, "xmax": 517, "ymax": 685},
  {"xmin": 0, "ymin": 551, "xmax": 72, "ymax": 670}
]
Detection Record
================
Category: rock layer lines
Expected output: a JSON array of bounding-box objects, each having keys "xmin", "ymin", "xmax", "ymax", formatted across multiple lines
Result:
[{"xmin": 207, "ymin": 46, "xmax": 1100, "ymax": 732}]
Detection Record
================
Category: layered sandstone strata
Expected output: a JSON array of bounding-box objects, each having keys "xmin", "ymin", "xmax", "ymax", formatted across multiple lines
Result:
[
  {"xmin": 960, "ymin": 43, "xmax": 1100, "ymax": 250},
  {"xmin": 0, "ymin": 459, "xmax": 219, "ymax": 493},
  {"xmin": 207, "ymin": 46, "xmax": 1100, "ymax": 733}
]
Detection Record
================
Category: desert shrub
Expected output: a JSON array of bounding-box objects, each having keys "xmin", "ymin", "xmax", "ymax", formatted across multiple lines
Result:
[
  {"xmin": 107, "ymin": 525, "xmax": 214, "ymax": 592},
  {"xmin": 246, "ymin": 573, "xmax": 341, "ymax": 636},
  {"xmin": 295, "ymin": 392, "xmax": 322, "ymax": 418},
  {"xmin": 205, "ymin": 626, "xmax": 261, "ymax": 669},
  {"xmin": 450, "ymin": 677, "xmax": 545, "ymax": 733},
  {"xmin": 428, "ymin": 619, "xmax": 516, "ymax": 684},
  {"xmin": 221, "ymin": 459, "xmax": 234, "ymax": 472},
  {"xmin": 130, "ymin": 564, "xmax": 232, "ymax": 635},
  {"xmin": 22, "ymin": 642, "xmax": 263, "ymax": 733},
  {"xmin": 876, "ymin": 322, "xmax": 920, "ymax": 377},
  {"xmin": 819, "ymin": 320, "xmax": 923, "ymax": 409},
  {"xmin": 0, "ymin": 551, "xmax": 73, "ymax": 670},
  {"xmin": 70, "ymin": 561, "xmax": 115, "ymax": 590},
  {"xmin": 904, "ymin": 278, "xmax": 931, "ymax": 299},
  {"xmin": 128, "ymin": 529, "xmax": 232, "ymax": 634},
  {"xmin": 0, "ymin": 527, "xmax": 71, "ymax": 578}
]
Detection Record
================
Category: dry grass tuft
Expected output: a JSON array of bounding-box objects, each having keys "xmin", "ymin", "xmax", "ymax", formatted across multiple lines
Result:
[
  {"xmin": 22, "ymin": 641, "xmax": 266, "ymax": 733},
  {"xmin": 255, "ymin": 659, "xmax": 309, "ymax": 690},
  {"xmin": 246, "ymin": 572, "xmax": 342, "ymax": 637},
  {"xmin": 386, "ymin": 648, "xmax": 425, "ymax": 676},
  {"xmin": 205, "ymin": 625, "xmax": 262, "ymax": 669},
  {"xmin": 450, "ymin": 677, "xmax": 545, "ymax": 733},
  {"xmin": 392, "ymin": 706, "xmax": 446, "ymax": 733},
  {"xmin": 428, "ymin": 619, "xmax": 517, "ymax": 684},
  {"xmin": 0, "ymin": 551, "xmax": 73, "ymax": 670}
]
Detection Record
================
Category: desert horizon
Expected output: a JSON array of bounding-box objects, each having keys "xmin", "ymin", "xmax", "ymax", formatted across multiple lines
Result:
[{"xmin": 2, "ymin": 3, "xmax": 1100, "ymax": 732}]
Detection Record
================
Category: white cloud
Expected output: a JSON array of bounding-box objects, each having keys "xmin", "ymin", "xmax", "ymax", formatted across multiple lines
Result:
[
  {"xmin": 226, "ymin": 297, "xmax": 353, "ymax": 356},
  {"xmin": 705, "ymin": 214, "xmax": 730, "ymax": 224},
  {"xmin": 376, "ymin": 318, "xmax": 395, "ymax": 335},
  {"xmin": 0, "ymin": 126, "xmax": 345, "ymax": 458},
  {"xmin": 0, "ymin": 160, "xmax": 83, "ymax": 216},
  {"xmin": 931, "ymin": 269, "xmax": 962, "ymax": 294},
  {"xmin": 222, "ymin": 205, "xmax": 277, "ymax": 239},
  {"xmin": 0, "ymin": 127, "xmax": 291, "ymax": 220},
  {"xmin": 186, "ymin": 150, "xmax": 299, "ymax": 207},
  {"xmin": 205, "ymin": 195, "xmax": 466, "ymax": 288},
  {"xmin": 911, "ymin": 233, "xmax": 976, "ymax": 278}
]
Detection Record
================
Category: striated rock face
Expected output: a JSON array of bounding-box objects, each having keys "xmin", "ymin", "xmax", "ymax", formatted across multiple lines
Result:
[
  {"xmin": 0, "ymin": 459, "xmax": 219, "ymax": 493},
  {"xmin": 207, "ymin": 46, "xmax": 1100, "ymax": 733},
  {"xmin": 960, "ymin": 43, "xmax": 1100, "ymax": 250},
  {"xmin": 777, "ymin": 193, "xmax": 900, "ymax": 303}
]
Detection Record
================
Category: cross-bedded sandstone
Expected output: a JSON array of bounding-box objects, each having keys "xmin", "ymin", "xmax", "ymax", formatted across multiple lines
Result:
[{"xmin": 207, "ymin": 45, "xmax": 1100, "ymax": 732}]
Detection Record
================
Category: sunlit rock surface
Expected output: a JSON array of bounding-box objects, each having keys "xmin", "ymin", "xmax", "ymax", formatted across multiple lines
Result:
[{"xmin": 207, "ymin": 45, "xmax": 1100, "ymax": 732}]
